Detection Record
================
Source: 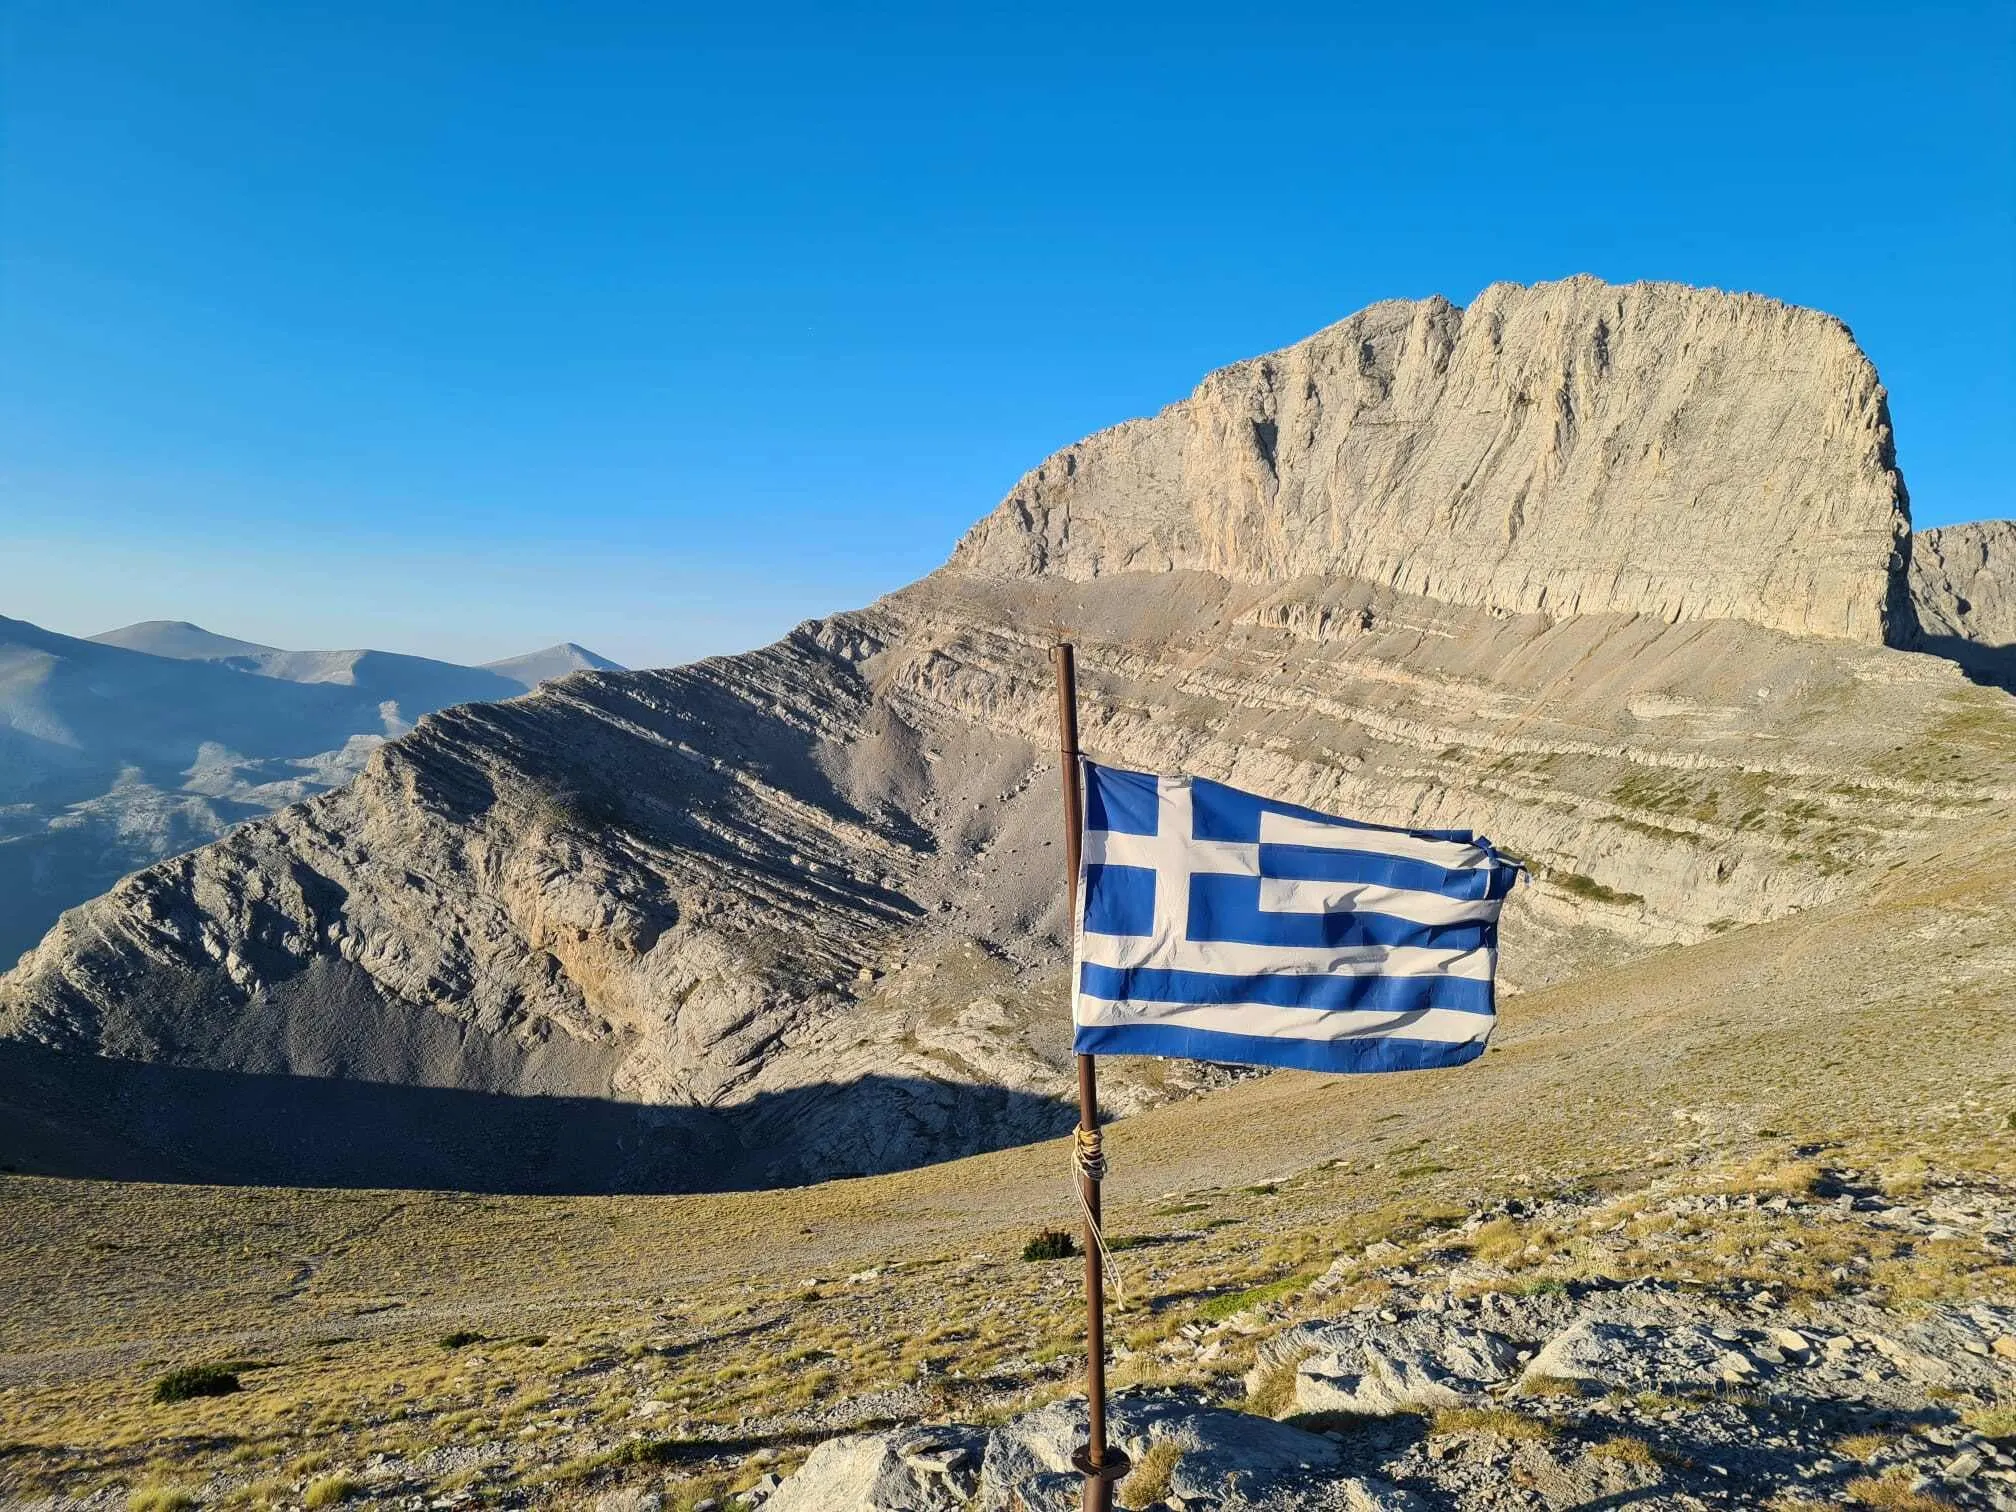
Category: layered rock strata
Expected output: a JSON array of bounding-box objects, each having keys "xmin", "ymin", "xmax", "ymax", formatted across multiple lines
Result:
[{"xmin": 5, "ymin": 278, "xmax": 2009, "ymax": 1190}]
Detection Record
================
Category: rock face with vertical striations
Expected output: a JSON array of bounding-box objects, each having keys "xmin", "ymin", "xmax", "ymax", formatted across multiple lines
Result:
[
  {"xmin": 3, "ymin": 278, "xmax": 2011, "ymax": 1193},
  {"xmin": 1909, "ymin": 520, "xmax": 2016, "ymax": 688},
  {"xmin": 952, "ymin": 276, "xmax": 1912, "ymax": 642}
]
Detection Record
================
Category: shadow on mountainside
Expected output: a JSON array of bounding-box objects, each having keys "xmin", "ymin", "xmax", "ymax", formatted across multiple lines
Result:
[
  {"xmin": 1915, "ymin": 632, "xmax": 2016, "ymax": 693},
  {"xmin": 0, "ymin": 1041, "xmax": 1078, "ymax": 1195}
]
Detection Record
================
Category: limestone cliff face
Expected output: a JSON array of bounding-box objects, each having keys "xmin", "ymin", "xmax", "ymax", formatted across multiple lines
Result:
[
  {"xmin": 1912, "ymin": 521, "xmax": 2016, "ymax": 644},
  {"xmin": 5, "ymin": 279, "xmax": 2007, "ymax": 1193},
  {"xmin": 952, "ymin": 277, "xmax": 1911, "ymax": 643}
]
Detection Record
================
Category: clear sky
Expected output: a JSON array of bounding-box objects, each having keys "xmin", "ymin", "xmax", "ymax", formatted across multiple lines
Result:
[{"xmin": 3, "ymin": 1, "xmax": 2011, "ymax": 670}]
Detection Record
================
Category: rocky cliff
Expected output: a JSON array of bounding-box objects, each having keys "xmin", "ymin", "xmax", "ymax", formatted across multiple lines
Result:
[
  {"xmin": 4, "ymin": 278, "xmax": 2010, "ymax": 1192},
  {"xmin": 952, "ymin": 277, "xmax": 1912, "ymax": 643},
  {"xmin": 1910, "ymin": 519, "xmax": 2016, "ymax": 689}
]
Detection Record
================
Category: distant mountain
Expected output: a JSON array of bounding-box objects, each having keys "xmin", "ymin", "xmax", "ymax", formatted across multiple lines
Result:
[
  {"xmin": 89, "ymin": 619, "xmax": 279, "ymax": 661},
  {"xmin": 0, "ymin": 617, "xmax": 617, "ymax": 964},
  {"xmin": 482, "ymin": 642, "xmax": 628, "ymax": 689}
]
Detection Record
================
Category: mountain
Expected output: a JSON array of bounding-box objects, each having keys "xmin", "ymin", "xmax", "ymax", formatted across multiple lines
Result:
[
  {"xmin": 0, "ymin": 619, "xmax": 619, "ymax": 964},
  {"xmin": 87, "ymin": 617, "xmax": 599, "ymax": 701},
  {"xmin": 483, "ymin": 642, "xmax": 629, "ymax": 688},
  {"xmin": 3, "ymin": 277, "xmax": 2013, "ymax": 1194},
  {"xmin": 89, "ymin": 619, "xmax": 280, "ymax": 660}
]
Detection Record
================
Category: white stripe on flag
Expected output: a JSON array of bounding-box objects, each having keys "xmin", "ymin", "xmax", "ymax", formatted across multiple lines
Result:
[
  {"xmin": 1077, "ymin": 932, "xmax": 1496, "ymax": 980},
  {"xmin": 1074, "ymin": 998, "xmax": 1493, "ymax": 1045},
  {"xmin": 1257, "ymin": 877, "xmax": 1502, "ymax": 924},
  {"xmin": 1258, "ymin": 809, "xmax": 1491, "ymax": 870}
]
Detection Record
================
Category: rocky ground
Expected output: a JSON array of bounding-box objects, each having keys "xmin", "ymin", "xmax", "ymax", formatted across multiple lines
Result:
[
  {"xmin": 3, "ymin": 1122, "xmax": 2009, "ymax": 1512},
  {"xmin": 754, "ymin": 1162, "xmax": 2016, "ymax": 1511},
  {"xmin": 3, "ymin": 816, "xmax": 2010, "ymax": 1512}
]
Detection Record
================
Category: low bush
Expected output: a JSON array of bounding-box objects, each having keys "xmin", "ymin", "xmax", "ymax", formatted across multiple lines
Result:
[
  {"xmin": 152, "ymin": 1364, "xmax": 241, "ymax": 1403},
  {"xmin": 1022, "ymin": 1229, "xmax": 1078, "ymax": 1262},
  {"xmin": 437, "ymin": 1331, "xmax": 485, "ymax": 1350}
]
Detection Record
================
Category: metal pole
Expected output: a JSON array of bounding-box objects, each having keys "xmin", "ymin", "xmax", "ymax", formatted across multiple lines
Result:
[{"xmin": 1054, "ymin": 643, "xmax": 1127, "ymax": 1511}]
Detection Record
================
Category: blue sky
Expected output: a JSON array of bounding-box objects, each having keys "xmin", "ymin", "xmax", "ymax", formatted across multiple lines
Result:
[{"xmin": 2, "ymin": 1, "xmax": 2010, "ymax": 669}]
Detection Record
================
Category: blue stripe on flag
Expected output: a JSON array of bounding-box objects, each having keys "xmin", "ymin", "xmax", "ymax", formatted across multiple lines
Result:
[
  {"xmin": 1073, "ymin": 1021, "xmax": 1487, "ymax": 1073},
  {"xmin": 1186, "ymin": 874, "xmax": 1493, "ymax": 952},
  {"xmin": 1258, "ymin": 844, "xmax": 1515, "ymax": 901},
  {"xmin": 1080, "ymin": 962, "xmax": 1496, "ymax": 1016}
]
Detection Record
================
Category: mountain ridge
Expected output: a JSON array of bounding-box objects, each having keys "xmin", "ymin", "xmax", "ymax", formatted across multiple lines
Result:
[
  {"xmin": 4, "ymin": 277, "xmax": 2012, "ymax": 1192},
  {"xmin": 0, "ymin": 615, "xmax": 621, "ymax": 964}
]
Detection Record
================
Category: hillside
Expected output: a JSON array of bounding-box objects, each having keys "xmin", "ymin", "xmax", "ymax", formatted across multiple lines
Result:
[
  {"xmin": 3, "ymin": 278, "xmax": 2012, "ymax": 1193},
  {"xmin": 1, "ymin": 805, "xmax": 2010, "ymax": 1507},
  {"xmin": 0, "ymin": 619, "xmax": 619, "ymax": 965}
]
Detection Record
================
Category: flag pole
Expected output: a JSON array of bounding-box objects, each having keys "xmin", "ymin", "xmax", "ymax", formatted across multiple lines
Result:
[{"xmin": 1054, "ymin": 642, "xmax": 1128, "ymax": 1512}]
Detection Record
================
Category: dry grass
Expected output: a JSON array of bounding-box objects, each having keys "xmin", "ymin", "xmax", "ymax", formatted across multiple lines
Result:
[
  {"xmin": 1846, "ymin": 1468, "xmax": 1954, "ymax": 1509},
  {"xmin": 1242, "ymin": 1354, "xmax": 1307, "ymax": 1419},
  {"xmin": 1429, "ymin": 1406, "xmax": 1556, "ymax": 1441},
  {"xmin": 303, "ymin": 1475, "xmax": 363, "ymax": 1507},
  {"xmin": 1512, "ymin": 1373, "xmax": 1586, "ymax": 1399},
  {"xmin": 1963, "ymin": 1402, "xmax": 2016, "ymax": 1440},
  {"xmin": 1119, "ymin": 1439, "xmax": 1182, "ymax": 1509},
  {"xmin": 1587, "ymin": 1433, "xmax": 1658, "ymax": 1466}
]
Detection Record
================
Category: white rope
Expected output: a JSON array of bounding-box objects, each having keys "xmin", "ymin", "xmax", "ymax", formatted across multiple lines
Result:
[{"xmin": 1072, "ymin": 1127, "xmax": 1125, "ymax": 1304}]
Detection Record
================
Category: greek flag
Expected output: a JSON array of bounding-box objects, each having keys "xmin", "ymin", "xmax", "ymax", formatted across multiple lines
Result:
[{"xmin": 1073, "ymin": 761, "xmax": 1520, "ymax": 1074}]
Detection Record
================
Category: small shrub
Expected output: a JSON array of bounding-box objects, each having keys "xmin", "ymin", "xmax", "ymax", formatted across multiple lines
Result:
[
  {"xmin": 152, "ymin": 1364, "xmax": 241, "ymax": 1403},
  {"xmin": 129, "ymin": 1488, "xmax": 197, "ymax": 1512},
  {"xmin": 1022, "ymin": 1229, "xmax": 1078, "ymax": 1262},
  {"xmin": 438, "ymin": 1331, "xmax": 485, "ymax": 1350},
  {"xmin": 304, "ymin": 1476, "xmax": 363, "ymax": 1508}
]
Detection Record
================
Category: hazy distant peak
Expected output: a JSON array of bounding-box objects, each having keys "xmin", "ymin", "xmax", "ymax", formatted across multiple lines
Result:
[
  {"xmin": 89, "ymin": 620, "xmax": 280, "ymax": 661},
  {"xmin": 481, "ymin": 643, "xmax": 626, "ymax": 688}
]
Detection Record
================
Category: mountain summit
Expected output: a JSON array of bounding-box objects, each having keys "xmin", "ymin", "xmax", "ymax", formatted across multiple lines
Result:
[
  {"xmin": 483, "ymin": 643, "xmax": 629, "ymax": 688},
  {"xmin": 2, "ymin": 278, "xmax": 2010, "ymax": 1193}
]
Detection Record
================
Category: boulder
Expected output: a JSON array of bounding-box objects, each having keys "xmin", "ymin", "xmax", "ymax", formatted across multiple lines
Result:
[{"xmin": 1282, "ymin": 1316, "xmax": 1518, "ymax": 1415}]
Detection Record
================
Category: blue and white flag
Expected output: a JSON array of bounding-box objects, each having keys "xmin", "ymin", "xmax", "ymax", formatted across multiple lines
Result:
[{"xmin": 1072, "ymin": 761, "xmax": 1520, "ymax": 1074}]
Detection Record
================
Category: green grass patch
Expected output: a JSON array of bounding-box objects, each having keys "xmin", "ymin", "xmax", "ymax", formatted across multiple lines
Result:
[{"xmin": 1197, "ymin": 1270, "xmax": 1316, "ymax": 1322}]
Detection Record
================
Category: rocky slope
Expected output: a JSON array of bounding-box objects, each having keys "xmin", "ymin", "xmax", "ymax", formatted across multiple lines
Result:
[
  {"xmin": 0, "ymin": 617, "xmax": 619, "ymax": 965},
  {"xmin": 3, "ymin": 802, "xmax": 2011, "ymax": 1509},
  {"xmin": 2, "ymin": 277, "xmax": 2010, "ymax": 1191}
]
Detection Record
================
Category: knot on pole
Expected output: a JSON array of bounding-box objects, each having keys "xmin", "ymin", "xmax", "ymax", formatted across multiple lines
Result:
[{"xmin": 1073, "ymin": 1126, "xmax": 1107, "ymax": 1183}]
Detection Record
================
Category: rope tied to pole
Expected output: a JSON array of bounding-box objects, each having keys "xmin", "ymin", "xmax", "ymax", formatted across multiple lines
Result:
[
  {"xmin": 1071, "ymin": 1127, "xmax": 1125, "ymax": 1304},
  {"xmin": 1072, "ymin": 1125, "xmax": 1106, "ymax": 1182}
]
